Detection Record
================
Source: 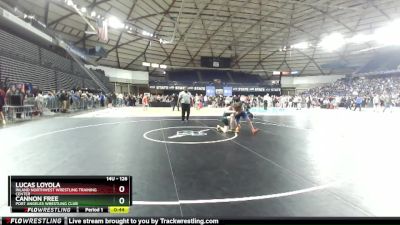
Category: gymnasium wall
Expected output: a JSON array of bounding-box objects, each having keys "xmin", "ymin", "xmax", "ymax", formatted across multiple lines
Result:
[{"xmin": 85, "ymin": 65, "xmax": 149, "ymax": 85}]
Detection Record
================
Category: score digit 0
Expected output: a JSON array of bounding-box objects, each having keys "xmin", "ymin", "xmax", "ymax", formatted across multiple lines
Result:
[
  {"xmin": 119, "ymin": 197, "xmax": 125, "ymax": 205},
  {"xmin": 119, "ymin": 185, "xmax": 125, "ymax": 193}
]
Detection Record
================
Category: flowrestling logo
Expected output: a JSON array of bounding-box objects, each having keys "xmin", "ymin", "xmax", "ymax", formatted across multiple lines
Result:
[{"xmin": 168, "ymin": 129, "xmax": 210, "ymax": 139}]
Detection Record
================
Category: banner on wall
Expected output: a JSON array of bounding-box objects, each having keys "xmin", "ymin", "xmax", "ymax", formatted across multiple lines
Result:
[
  {"xmin": 232, "ymin": 87, "xmax": 281, "ymax": 92},
  {"xmin": 206, "ymin": 86, "xmax": 216, "ymax": 96},
  {"xmin": 223, "ymin": 87, "xmax": 232, "ymax": 96},
  {"xmin": 149, "ymin": 85, "xmax": 206, "ymax": 91},
  {"xmin": 149, "ymin": 85, "xmax": 281, "ymax": 93},
  {"xmin": 215, "ymin": 89, "xmax": 223, "ymax": 95}
]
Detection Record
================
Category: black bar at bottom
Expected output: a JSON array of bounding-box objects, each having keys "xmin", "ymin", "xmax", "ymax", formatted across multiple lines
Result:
[
  {"xmin": 11, "ymin": 207, "xmax": 78, "ymax": 213},
  {"xmin": 66, "ymin": 218, "xmax": 400, "ymax": 225},
  {"xmin": 219, "ymin": 219, "xmax": 400, "ymax": 225},
  {"xmin": 2, "ymin": 217, "xmax": 64, "ymax": 225},
  {"xmin": 63, "ymin": 218, "xmax": 400, "ymax": 225}
]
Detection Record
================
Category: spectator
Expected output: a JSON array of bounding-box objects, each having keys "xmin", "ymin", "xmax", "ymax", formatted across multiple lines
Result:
[
  {"xmin": 354, "ymin": 96, "xmax": 363, "ymax": 111},
  {"xmin": 263, "ymin": 94, "xmax": 269, "ymax": 110},
  {"xmin": 142, "ymin": 94, "xmax": 149, "ymax": 111},
  {"xmin": 171, "ymin": 93, "xmax": 178, "ymax": 111},
  {"xmin": 100, "ymin": 92, "xmax": 105, "ymax": 107},
  {"xmin": 373, "ymin": 94, "xmax": 380, "ymax": 112},
  {"xmin": 0, "ymin": 85, "xmax": 5, "ymax": 125},
  {"xmin": 59, "ymin": 90, "xmax": 68, "ymax": 113}
]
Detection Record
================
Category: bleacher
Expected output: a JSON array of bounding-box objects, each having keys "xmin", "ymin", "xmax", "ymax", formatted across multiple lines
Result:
[
  {"xmin": 358, "ymin": 49, "xmax": 400, "ymax": 74},
  {"xmin": 0, "ymin": 28, "xmax": 110, "ymax": 92},
  {"xmin": 230, "ymin": 72, "xmax": 261, "ymax": 83},
  {"xmin": 91, "ymin": 69, "xmax": 109, "ymax": 84},
  {"xmin": 84, "ymin": 79, "xmax": 97, "ymax": 90},
  {"xmin": 91, "ymin": 69, "xmax": 112, "ymax": 91},
  {"xmin": 168, "ymin": 70, "xmax": 199, "ymax": 82},
  {"xmin": 0, "ymin": 56, "xmax": 55, "ymax": 92},
  {"xmin": 0, "ymin": 29, "xmax": 40, "ymax": 64},
  {"xmin": 72, "ymin": 62, "xmax": 87, "ymax": 77},
  {"xmin": 200, "ymin": 70, "xmax": 231, "ymax": 82},
  {"xmin": 56, "ymin": 71, "xmax": 83, "ymax": 91},
  {"xmin": 41, "ymin": 48, "xmax": 72, "ymax": 73}
]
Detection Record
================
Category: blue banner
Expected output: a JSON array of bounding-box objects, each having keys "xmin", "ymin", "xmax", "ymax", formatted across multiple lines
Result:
[
  {"xmin": 223, "ymin": 87, "xmax": 232, "ymax": 96},
  {"xmin": 206, "ymin": 86, "xmax": 216, "ymax": 96}
]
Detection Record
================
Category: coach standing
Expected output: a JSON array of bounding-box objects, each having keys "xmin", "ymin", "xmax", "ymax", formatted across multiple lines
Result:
[{"xmin": 178, "ymin": 87, "xmax": 192, "ymax": 122}]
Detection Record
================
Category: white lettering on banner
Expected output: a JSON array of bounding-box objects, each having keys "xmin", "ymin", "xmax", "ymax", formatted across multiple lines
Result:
[
  {"xmin": 194, "ymin": 87, "xmax": 205, "ymax": 91},
  {"xmin": 156, "ymin": 86, "xmax": 169, "ymax": 90},
  {"xmin": 150, "ymin": 85, "xmax": 279, "ymax": 92}
]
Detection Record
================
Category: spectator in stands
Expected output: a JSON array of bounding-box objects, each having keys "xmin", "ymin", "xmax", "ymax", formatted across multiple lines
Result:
[
  {"xmin": 203, "ymin": 95, "xmax": 208, "ymax": 107},
  {"xmin": 60, "ymin": 90, "xmax": 68, "ymax": 113},
  {"xmin": 126, "ymin": 94, "xmax": 132, "ymax": 106},
  {"xmin": 225, "ymin": 96, "xmax": 232, "ymax": 107},
  {"xmin": 5, "ymin": 85, "xmax": 15, "ymax": 105},
  {"xmin": 171, "ymin": 94, "xmax": 178, "ymax": 111},
  {"xmin": 294, "ymin": 95, "xmax": 302, "ymax": 110},
  {"xmin": 354, "ymin": 96, "xmax": 363, "ymax": 111},
  {"xmin": 138, "ymin": 94, "xmax": 143, "ymax": 105},
  {"xmin": 142, "ymin": 94, "xmax": 149, "ymax": 111},
  {"xmin": 196, "ymin": 94, "xmax": 202, "ymax": 109},
  {"xmin": 233, "ymin": 95, "xmax": 240, "ymax": 103},
  {"xmin": 0, "ymin": 85, "xmax": 6, "ymax": 125},
  {"xmin": 301, "ymin": 74, "xmax": 400, "ymax": 111},
  {"xmin": 132, "ymin": 95, "xmax": 137, "ymax": 106},
  {"xmin": 263, "ymin": 94, "xmax": 269, "ymax": 110},
  {"xmin": 383, "ymin": 93, "xmax": 393, "ymax": 113},
  {"xmin": 273, "ymin": 95, "xmax": 278, "ymax": 107},
  {"xmin": 100, "ymin": 92, "xmax": 105, "ymax": 107},
  {"xmin": 306, "ymin": 96, "xmax": 312, "ymax": 109},
  {"xmin": 117, "ymin": 93, "xmax": 124, "ymax": 107},
  {"xmin": 35, "ymin": 90, "xmax": 44, "ymax": 114},
  {"xmin": 373, "ymin": 94, "xmax": 380, "ymax": 112},
  {"xmin": 194, "ymin": 94, "xmax": 200, "ymax": 110},
  {"xmin": 111, "ymin": 92, "xmax": 117, "ymax": 107}
]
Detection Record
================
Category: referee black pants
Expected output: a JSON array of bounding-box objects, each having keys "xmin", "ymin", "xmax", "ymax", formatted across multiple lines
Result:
[{"xmin": 181, "ymin": 103, "xmax": 190, "ymax": 121}]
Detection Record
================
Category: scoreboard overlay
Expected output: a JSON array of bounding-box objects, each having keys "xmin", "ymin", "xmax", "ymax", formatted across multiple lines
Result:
[{"xmin": 8, "ymin": 176, "xmax": 132, "ymax": 213}]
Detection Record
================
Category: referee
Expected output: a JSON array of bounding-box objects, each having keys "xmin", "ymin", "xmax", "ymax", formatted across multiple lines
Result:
[{"xmin": 178, "ymin": 87, "xmax": 192, "ymax": 122}]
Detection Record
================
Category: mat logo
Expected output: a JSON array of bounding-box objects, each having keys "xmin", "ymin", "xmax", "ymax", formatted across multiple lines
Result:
[{"xmin": 168, "ymin": 129, "xmax": 210, "ymax": 139}]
